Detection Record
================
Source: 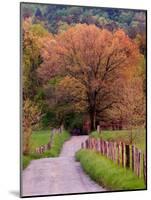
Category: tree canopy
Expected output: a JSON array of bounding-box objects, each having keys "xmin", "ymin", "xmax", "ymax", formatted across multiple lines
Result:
[{"xmin": 37, "ymin": 24, "xmax": 144, "ymax": 130}]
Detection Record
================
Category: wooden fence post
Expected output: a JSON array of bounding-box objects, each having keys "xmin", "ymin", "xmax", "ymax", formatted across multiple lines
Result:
[
  {"xmin": 94, "ymin": 139, "xmax": 96, "ymax": 150},
  {"xmin": 104, "ymin": 141, "xmax": 107, "ymax": 156},
  {"xmin": 101, "ymin": 140, "xmax": 103, "ymax": 154},
  {"xmin": 143, "ymin": 154, "xmax": 146, "ymax": 183},
  {"xmin": 111, "ymin": 142, "xmax": 113, "ymax": 160},
  {"xmin": 132, "ymin": 145, "xmax": 135, "ymax": 172},
  {"xmin": 91, "ymin": 138, "xmax": 93, "ymax": 149},
  {"xmin": 90, "ymin": 138, "xmax": 92, "ymax": 149},
  {"xmin": 96, "ymin": 139, "xmax": 99, "ymax": 151},
  {"xmin": 100, "ymin": 139, "xmax": 103, "ymax": 154},
  {"xmin": 117, "ymin": 142, "xmax": 120, "ymax": 165},
  {"xmin": 92, "ymin": 138, "xmax": 94, "ymax": 149},
  {"xmin": 135, "ymin": 148, "xmax": 138, "ymax": 176},
  {"xmin": 84, "ymin": 139, "xmax": 86, "ymax": 148},
  {"xmin": 110, "ymin": 142, "xmax": 112, "ymax": 160},
  {"xmin": 103, "ymin": 140, "xmax": 105, "ymax": 155},
  {"xmin": 85, "ymin": 139, "xmax": 88, "ymax": 149},
  {"xmin": 106, "ymin": 141, "xmax": 109, "ymax": 157},
  {"xmin": 108, "ymin": 142, "xmax": 111, "ymax": 159},
  {"xmin": 125, "ymin": 144, "xmax": 130, "ymax": 168},
  {"xmin": 97, "ymin": 125, "xmax": 100, "ymax": 133},
  {"xmin": 92, "ymin": 138, "xmax": 94, "ymax": 150},
  {"xmin": 95, "ymin": 139, "xmax": 97, "ymax": 150},
  {"xmin": 121, "ymin": 142, "xmax": 125, "ymax": 167},
  {"xmin": 86, "ymin": 138, "xmax": 88, "ymax": 149},
  {"xmin": 102, "ymin": 140, "xmax": 104, "ymax": 154},
  {"xmin": 110, "ymin": 142, "xmax": 113, "ymax": 160},
  {"xmin": 110, "ymin": 142, "xmax": 112, "ymax": 161},
  {"xmin": 93, "ymin": 138, "xmax": 95, "ymax": 150},
  {"xmin": 104, "ymin": 141, "xmax": 106, "ymax": 156},
  {"xmin": 94, "ymin": 138, "xmax": 96, "ymax": 150},
  {"xmin": 136, "ymin": 148, "xmax": 138, "ymax": 175},
  {"xmin": 107, "ymin": 142, "xmax": 109, "ymax": 158},
  {"xmin": 89, "ymin": 138, "xmax": 92, "ymax": 149},
  {"xmin": 88, "ymin": 138, "xmax": 90, "ymax": 148},
  {"xmin": 113, "ymin": 142, "xmax": 116, "ymax": 162},
  {"xmin": 138, "ymin": 150, "xmax": 141, "ymax": 178}
]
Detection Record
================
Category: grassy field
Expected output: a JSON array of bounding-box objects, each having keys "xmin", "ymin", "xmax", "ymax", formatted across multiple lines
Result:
[
  {"xmin": 23, "ymin": 130, "xmax": 70, "ymax": 169},
  {"xmin": 90, "ymin": 128, "xmax": 146, "ymax": 152},
  {"xmin": 76, "ymin": 149, "xmax": 145, "ymax": 191},
  {"xmin": 30, "ymin": 130, "xmax": 51, "ymax": 152}
]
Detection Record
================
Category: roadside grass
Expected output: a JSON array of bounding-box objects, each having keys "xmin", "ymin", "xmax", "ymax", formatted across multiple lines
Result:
[
  {"xmin": 23, "ymin": 130, "xmax": 70, "ymax": 169},
  {"xmin": 30, "ymin": 130, "xmax": 51, "ymax": 152},
  {"xmin": 90, "ymin": 129, "xmax": 146, "ymax": 178},
  {"xmin": 42, "ymin": 131, "xmax": 70, "ymax": 157},
  {"xmin": 90, "ymin": 129, "xmax": 146, "ymax": 152},
  {"xmin": 76, "ymin": 149, "xmax": 145, "ymax": 191},
  {"xmin": 23, "ymin": 155, "xmax": 32, "ymax": 169}
]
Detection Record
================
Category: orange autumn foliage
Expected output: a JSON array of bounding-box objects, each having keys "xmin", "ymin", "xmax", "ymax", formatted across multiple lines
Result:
[{"xmin": 38, "ymin": 24, "xmax": 142, "ymax": 130}]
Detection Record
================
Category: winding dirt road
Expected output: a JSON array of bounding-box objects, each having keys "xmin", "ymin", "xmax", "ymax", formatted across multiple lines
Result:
[{"xmin": 22, "ymin": 136, "xmax": 106, "ymax": 197}]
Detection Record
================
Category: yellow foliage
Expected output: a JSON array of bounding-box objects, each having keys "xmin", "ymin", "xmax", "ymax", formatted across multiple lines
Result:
[{"xmin": 23, "ymin": 99, "xmax": 41, "ymax": 154}]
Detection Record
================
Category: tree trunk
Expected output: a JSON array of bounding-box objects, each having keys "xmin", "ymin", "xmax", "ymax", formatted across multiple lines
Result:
[
  {"xmin": 87, "ymin": 90, "xmax": 97, "ymax": 131},
  {"xmin": 23, "ymin": 127, "xmax": 32, "ymax": 155},
  {"xmin": 89, "ymin": 110, "xmax": 96, "ymax": 131}
]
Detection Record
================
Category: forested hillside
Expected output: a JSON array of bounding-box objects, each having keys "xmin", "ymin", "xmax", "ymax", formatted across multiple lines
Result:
[{"xmin": 22, "ymin": 4, "xmax": 146, "ymax": 54}]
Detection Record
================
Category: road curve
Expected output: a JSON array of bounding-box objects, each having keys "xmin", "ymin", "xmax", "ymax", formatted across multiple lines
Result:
[{"xmin": 22, "ymin": 136, "xmax": 106, "ymax": 197}]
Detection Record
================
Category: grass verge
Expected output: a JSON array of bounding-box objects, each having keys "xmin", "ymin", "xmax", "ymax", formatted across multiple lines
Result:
[
  {"xmin": 76, "ymin": 149, "xmax": 145, "ymax": 191},
  {"xmin": 23, "ymin": 155, "xmax": 32, "ymax": 169},
  {"xmin": 42, "ymin": 130, "xmax": 70, "ymax": 157},
  {"xmin": 23, "ymin": 130, "xmax": 70, "ymax": 169},
  {"xmin": 30, "ymin": 129, "xmax": 51, "ymax": 152}
]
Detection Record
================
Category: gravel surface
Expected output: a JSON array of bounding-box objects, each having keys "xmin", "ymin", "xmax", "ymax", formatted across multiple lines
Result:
[{"xmin": 22, "ymin": 136, "xmax": 106, "ymax": 197}]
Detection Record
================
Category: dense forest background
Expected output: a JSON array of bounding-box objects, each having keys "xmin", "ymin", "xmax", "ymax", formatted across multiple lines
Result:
[
  {"xmin": 22, "ymin": 4, "xmax": 146, "ymax": 55},
  {"xmin": 22, "ymin": 4, "xmax": 146, "ymax": 153}
]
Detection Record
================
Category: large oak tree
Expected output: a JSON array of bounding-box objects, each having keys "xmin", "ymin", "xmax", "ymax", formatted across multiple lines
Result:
[{"xmin": 39, "ymin": 24, "xmax": 141, "ymax": 130}]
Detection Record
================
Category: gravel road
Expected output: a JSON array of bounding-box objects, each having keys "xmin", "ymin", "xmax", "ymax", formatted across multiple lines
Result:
[{"xmin": 22, "ymin": 136, "xmax": 106, "ymax": 197}]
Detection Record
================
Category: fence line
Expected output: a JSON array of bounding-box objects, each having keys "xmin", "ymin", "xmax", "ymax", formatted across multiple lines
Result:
[
  {"xmin": 81, "ymin": 137, "xmax": 146, "ymax": 182},
  {"xmin": 35, "ymin": 126, "xmax": 64, "ymax": 154},
  {"xmin": 35, "ymin": 142, "xmax": 51, "ymax": 154}
]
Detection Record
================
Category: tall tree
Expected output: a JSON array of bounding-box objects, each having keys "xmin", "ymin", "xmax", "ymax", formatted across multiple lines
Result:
[
  {"xmin": 23, "ymin": 18, "xmax": 51, "ymax": 100},
  {"xmin": 38, "ymin": 24, "xmax": 140, "ymax": 130},
  {"xmin": 22, "ymin": 18, "xmax": 52, "ymax": 154}
]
